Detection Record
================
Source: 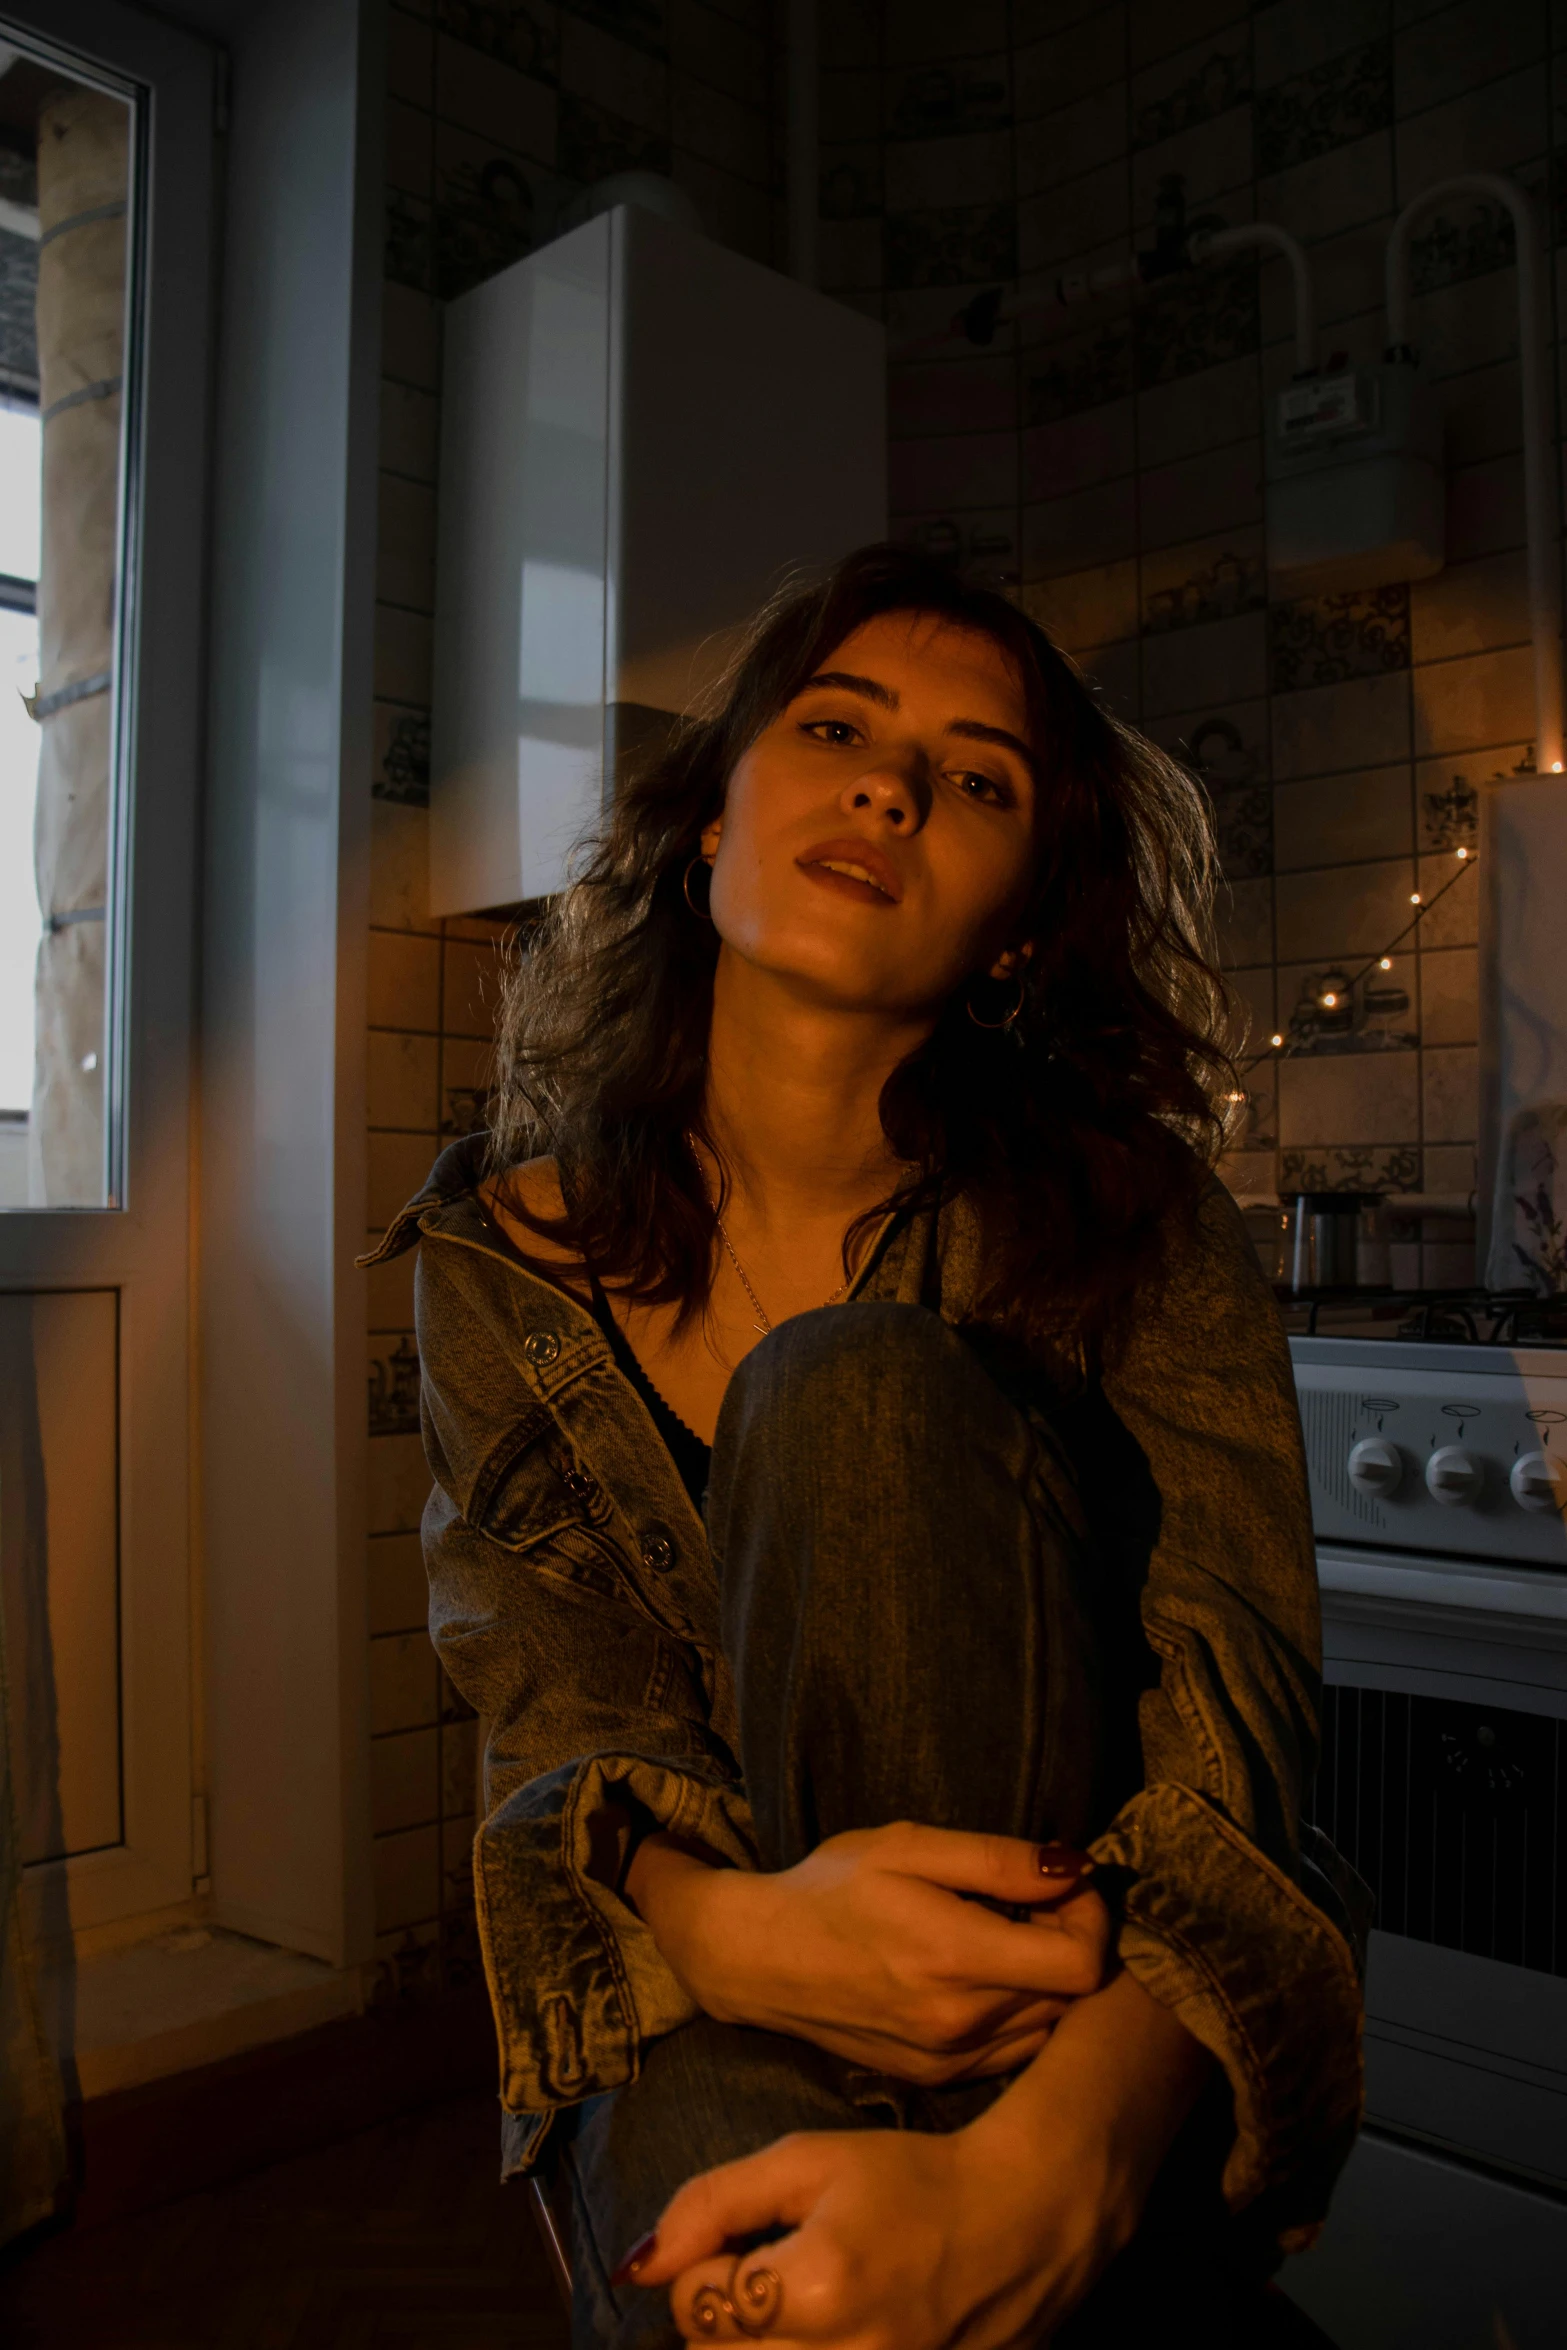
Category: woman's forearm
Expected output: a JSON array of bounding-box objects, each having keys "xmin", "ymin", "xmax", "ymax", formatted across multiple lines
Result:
[{"xmin": 963, "ymin": 1968, "xmax": 1213, "ymax": 2240}]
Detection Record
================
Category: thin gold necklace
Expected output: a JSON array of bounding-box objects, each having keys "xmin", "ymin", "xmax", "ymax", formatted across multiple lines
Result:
[{"xmin": 686, "ymin": 1131, "xmax": 850, "ymax": 1336}]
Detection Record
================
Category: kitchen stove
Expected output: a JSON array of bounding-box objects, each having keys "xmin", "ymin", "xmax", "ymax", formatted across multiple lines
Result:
[{"xmin": 1281, "ymin": 1292, "xmax": 1567, "ymax": 2344}]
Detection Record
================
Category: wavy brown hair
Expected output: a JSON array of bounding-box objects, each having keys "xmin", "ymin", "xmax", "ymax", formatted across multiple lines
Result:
[{"xmin": 488, "ymin": 544, "xmax": 1237, "ymax": 1359}]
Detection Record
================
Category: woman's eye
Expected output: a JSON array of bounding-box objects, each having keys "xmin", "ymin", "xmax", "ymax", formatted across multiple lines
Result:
[
  {"xmin": 802, "ymin": 718, "xmax": 861, "ymax": 746},
  {"xmin": 952, "ymin": 769, "xmax": 1009, "ymax": 805}
]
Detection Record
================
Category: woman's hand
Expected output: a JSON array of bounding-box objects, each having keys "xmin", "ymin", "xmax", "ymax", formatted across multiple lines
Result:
[
  {"xmin": 616, "ymin": 2118, "xmax": 1123, "ymax": 2348},
  {"xmin": 615, "ymin": 1972, "xmax": 1213, "ymax": 2348},
  {"xmin": 625, "ymin": 1822, "xmax": 1109, "ymax": 2083}
]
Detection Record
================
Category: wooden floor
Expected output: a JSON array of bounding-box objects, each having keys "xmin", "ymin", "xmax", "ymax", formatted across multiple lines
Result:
[{"xmin": 0, "ymin": 2090, "xmax": 572, "ymax": 2349}]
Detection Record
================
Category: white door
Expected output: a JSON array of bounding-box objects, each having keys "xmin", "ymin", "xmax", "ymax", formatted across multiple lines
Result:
[{"xmin": 0, "ymin": 0, "xmax": 216, "ymax": 1945}]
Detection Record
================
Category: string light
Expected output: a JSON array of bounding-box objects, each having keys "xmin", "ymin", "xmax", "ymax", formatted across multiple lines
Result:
[{"xmin": 1237, "ymin": 851, "xmax": 1479, "ymax": 1081}]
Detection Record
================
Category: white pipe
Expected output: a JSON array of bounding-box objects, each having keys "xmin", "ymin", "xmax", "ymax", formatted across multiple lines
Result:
[
  {"xmin": 1190, "ymin": 222, "xmax": 1315, "ymax": 375},
  {"xmin": 786, "ymin": 0, "xmax": 818, "ymax": 289},
  {"xmin": 1386, "ymin": 174, "xmax": 1563, "ymax": 774}
]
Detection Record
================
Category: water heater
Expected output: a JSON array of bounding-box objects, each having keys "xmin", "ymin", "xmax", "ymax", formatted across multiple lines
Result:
[{"xmin": 429, "ymin": 205, "xmax": 887, "ymax": 915}]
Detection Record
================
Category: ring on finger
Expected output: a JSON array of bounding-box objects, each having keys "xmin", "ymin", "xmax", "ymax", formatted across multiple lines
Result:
[{"xmin": 691, "ymin": 2255, "xmax": 784, "ymax": 2338}]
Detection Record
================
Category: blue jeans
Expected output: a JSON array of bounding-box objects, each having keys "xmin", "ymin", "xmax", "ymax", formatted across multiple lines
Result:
[{"xmin": 561, "ymin": 1307, "xmax": 1321, "ymax": 2348}]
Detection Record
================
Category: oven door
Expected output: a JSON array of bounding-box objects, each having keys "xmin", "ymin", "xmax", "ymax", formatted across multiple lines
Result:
[{"xmin": 1313, "ymin": 1544, "xmax": 1567, "ymax": 2187}]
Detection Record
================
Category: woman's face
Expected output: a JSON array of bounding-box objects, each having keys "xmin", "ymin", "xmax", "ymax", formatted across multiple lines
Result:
[{"xmin": 703, "ymin": 611, "xmax": 1039, "ymax": 1019}]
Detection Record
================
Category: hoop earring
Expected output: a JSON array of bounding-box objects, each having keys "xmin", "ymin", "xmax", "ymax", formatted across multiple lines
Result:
[
  {"xmin": 966, "ymin": 971, "xmax": 1026, "ymax": 1030},
  {"xmin": 682, "ymin": 856, "xmax": 713, "ymax": 919}
]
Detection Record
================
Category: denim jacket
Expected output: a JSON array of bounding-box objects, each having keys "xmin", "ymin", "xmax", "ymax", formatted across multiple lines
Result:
[{"xmin": 366, "ymin": 1137, "xmax": 1365, "ymax": 2248}]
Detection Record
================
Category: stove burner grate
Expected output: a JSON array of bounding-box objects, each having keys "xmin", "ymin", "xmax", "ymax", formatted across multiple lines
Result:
[{"xmin": 1283, "ymin": 1286, "xmax": 1567, "ymax": 1345}]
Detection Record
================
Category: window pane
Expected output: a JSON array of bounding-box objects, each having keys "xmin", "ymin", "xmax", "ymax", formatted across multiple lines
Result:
[{"xmin": 0, "ymin": 39, "xmax": 133, "ymax": 1209}]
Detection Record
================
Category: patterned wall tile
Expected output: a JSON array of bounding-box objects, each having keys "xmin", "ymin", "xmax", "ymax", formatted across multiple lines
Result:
[
  {"xmin": 435, "ymin": 132, "xmax": 553, "ymax": 295},
  {"xmin": 1135, "ymin": 255, "xmax": 1259, "ymax": 387},
  {"xmin": 885, "ymin": 56, "xmax": 1012, "ymax": 140},
  {"xmin": 895, "ymin": 509, "xmax": 1022, "ymax": 584},
  {"xmin": 438, "ymin": 0, "xmax": 560, "ymax": 80},
  {"xmin": 1409, "ymin": 188, "xmax": 1523, "ymax": 297},
  {"xmin": 369, "ymin": 1333, "xmax": 424, "ymax": 1437},
  {"xmin": 1140, "ymin": 533, "xmax": 1266, "ymax": 633},
  {"xmin": 1131, "ymin": 29, "xmax": 1251, "ymax": 149},
  {"xmin": 560, "ymin": 89, "xmax": 670, "ymax": 177},
  {"xmin": 1268, "ymin": 585, "xmax": 1411, "ymax": 694},
  {"xmin": 374, "ymin": 706, "xmax": 432, "ymax": 806},
  {"xmin": 1025, "ymin": 317, "xmax": 1135, "ymax": 423},
  {"xmin": 885, "ymin": 204, "xmax": 1017, "ymax": 289},
  {"xmin": 1255, "ymin": 36, "xmax": 1391, "ymax": 175},
  {"xmin": 1279, "ymin": 1142, "xmax": 1421, "ymax": 1191},
  {"xmin": 1131, "ymin": 106, "xmax": 1254, "ymax": 226},
  {"xmin": 1419, "ymin": 770, "xmax": 1480, "ymax": 851}
]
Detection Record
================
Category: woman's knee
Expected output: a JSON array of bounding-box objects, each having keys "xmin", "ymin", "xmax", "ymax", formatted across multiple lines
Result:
[{"xmin": 715, "ymin": 1301, "xmax": 998, "ymax": 1486}]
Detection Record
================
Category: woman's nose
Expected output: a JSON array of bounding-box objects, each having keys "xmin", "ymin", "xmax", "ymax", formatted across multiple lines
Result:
[{"xmin": 840, "ymin": 761, "xmax": 930, "ymax": 831}]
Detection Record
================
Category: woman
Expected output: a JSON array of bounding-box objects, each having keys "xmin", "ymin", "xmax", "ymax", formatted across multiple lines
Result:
[{"xmin": 368, "ymin": 546, "xmax": 1363, "ymax": 2348}]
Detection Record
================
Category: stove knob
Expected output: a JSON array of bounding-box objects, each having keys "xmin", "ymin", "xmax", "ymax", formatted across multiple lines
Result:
[
  {"xmin": 1510, "ymin": 1451, "xmax": 1567, "ymax": 1514},
  {"xmin": 1347, "ymin": 1437, "xmax": 1403, "ymax": 1498},
  {"xmin": 1426, "ymin": 1445, "xmax": 1482, "ymax": 1506}
]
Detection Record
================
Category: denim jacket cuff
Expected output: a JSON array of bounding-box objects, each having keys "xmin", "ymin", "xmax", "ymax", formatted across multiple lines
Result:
[
  {"xmin": 1092, "ymin": 1781, "xmax": 1364, "ymax": 2245},
  {"xmin": 473, "ymin": 1754, "xmax": 757, "ymax": 2127}
]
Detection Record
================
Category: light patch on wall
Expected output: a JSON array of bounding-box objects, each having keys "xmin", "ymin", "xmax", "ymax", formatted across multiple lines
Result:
[{"xmin": 519, "ymin": 559, "xmax": 603, "ymax": 705}]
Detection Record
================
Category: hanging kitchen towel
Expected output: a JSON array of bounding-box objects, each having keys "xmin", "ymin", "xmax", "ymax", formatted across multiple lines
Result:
[
  {"xmin": 0, "ymin": 1487, "xmax": 69, "ymax": 2250},
  {"xmin": 1489, "ymin": 1102, "xmax": 1567, "ymax": 1294}
]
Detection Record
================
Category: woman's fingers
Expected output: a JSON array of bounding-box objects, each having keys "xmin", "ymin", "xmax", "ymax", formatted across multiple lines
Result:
[
  {"xmin": 622, "ymin": 2134, "xmax": 830, "ymax": 2288},
  {"xmin": 931, "ymin": 1900, "xmax": 1107, "ymax": 2000},
  {"xmin": 877, "ymin": 1820, "xmax": 1092, "ymax": 1905},
  {"xmin": 671, "ymin": 2249, "xmax": 804, "ymax": 2343}
]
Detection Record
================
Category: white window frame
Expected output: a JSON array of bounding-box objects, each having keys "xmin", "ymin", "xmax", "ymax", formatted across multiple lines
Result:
[{"xmin": 1, "ymin": 0, "xmax": 217, "ymax": 1936}]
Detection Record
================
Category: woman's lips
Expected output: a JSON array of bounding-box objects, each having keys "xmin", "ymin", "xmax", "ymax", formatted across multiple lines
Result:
[{"xmin": 796, "ymin": 840, "xmax": 902, "ymax": 904}]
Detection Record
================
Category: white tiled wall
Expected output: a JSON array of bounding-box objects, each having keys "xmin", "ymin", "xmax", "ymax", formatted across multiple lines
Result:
[{"xmin": 363, "ymin": 0, "xmax": 777, "ymax": 1971}]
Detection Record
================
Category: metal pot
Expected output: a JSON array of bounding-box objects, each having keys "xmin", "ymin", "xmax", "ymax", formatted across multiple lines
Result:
[{"xmin": 1288, "ymin": 1192, "xmax": 1387, "ymax": 1292}]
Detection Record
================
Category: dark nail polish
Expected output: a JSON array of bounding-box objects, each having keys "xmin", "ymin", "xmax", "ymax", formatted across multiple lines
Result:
[
  {"xmin": 1037, "ymin": 1841, "xmax": 1091, "ymax": 1879},
  {"xmin": 610, "ymin": 2231, "xmax": 659, "ymax": 2288}
]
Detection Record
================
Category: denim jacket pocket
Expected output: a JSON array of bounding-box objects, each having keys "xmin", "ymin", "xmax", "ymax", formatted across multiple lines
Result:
[{"xmin": 471, "ymin": 1408, "xmax": 617, "ymax": 1557}]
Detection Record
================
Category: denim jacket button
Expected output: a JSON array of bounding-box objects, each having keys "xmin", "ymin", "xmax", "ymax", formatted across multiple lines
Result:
[
  {"xmin": 563, "ymin": 1467, "xmax": 597, "ymax": 1504},
  {"xmin": 641, "ymin": 1533, "xmax": 674, "ymax": 1574},
  {"xmin": 524, "ymin": 1331, "xmax": 560, "ymax": 1369}
]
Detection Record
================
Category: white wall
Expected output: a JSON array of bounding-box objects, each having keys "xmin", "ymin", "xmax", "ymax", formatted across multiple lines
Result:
[{"xmin": 199, "ymin": 0, "xmax": 384, "ymax": 1966}]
